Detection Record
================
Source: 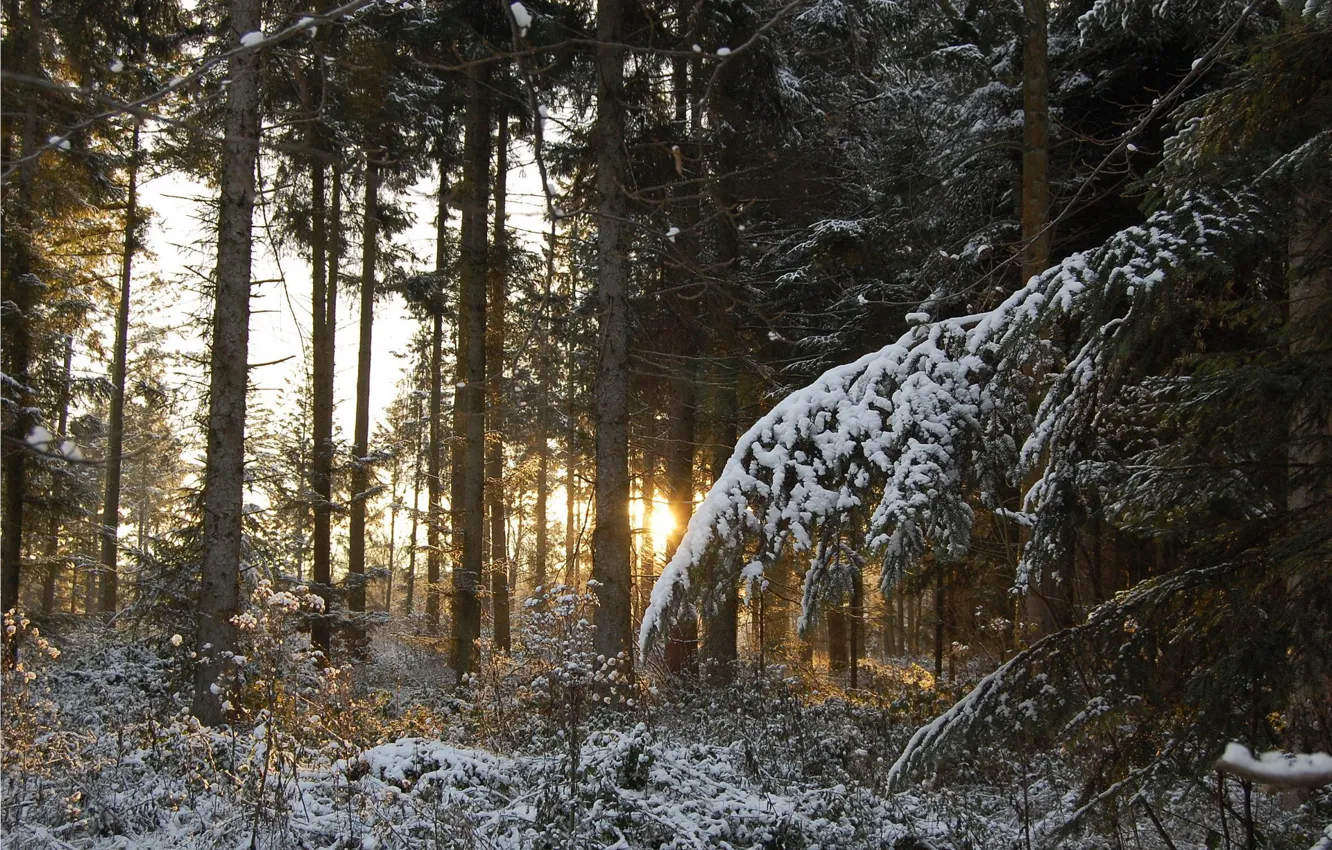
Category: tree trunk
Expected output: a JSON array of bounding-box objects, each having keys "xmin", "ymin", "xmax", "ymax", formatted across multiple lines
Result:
[
  {"xmin": 0, "ymin": 0, "xmax": 44, "ymax": 626},
  {"xmin": 850, "ymin": 569, "xmax": 863, "ymax": 687},
  {"xmin": 533, "ymin": 219, "xmax": 554, "ymax": 591},
  {"xmin": 1288, "ymin": 189, "xmax": 1330, "ymax": 513},
  {"xmin": 591, "ymin": 0, "xmax": 633, "ymax": 667},
  {"xmin": 192, "ymin": 0, "xmax": 262, "ymax": 724},
  {"xmin": 565, "ymin": 273, "xmax": 580, "ymax": 584},
  {"xmin": 311, "ymin": 159, "xmax": 336, "ymax": 656},
  {"xmin": 41, "ymin": 335, "xmax": 74, "ymax": 614},
  {"xmin": 346, "ymin": 155, "xmax": 379, "ymax": 652},
  {"xmin": 828, "ymin": 605, "xmax": 848, "ymax": 673},
  {"xmin": 452, "ymin": 63, "xmax": 491, "ymax": 677},
  {"xmin": 487, "ymin": 112, "xmax": 511, "ymax": 652},
  {"xmin": 663, "ymin": 364, "xmax": 698, "ymax": 675},
  {"xmin": 405, "ymin": 383, "xmax": 422, "ymax": 615},
  {"xmin": 427, "ymin": 162, "xmax": 449, "ymax": 631},
  {"xmin": 1019, "ymin": 0, "xmax": 1050, "ymax": 285},
  {"xmin": 98, "ymin": 124, "xmax": 141, "ymax": 616}
]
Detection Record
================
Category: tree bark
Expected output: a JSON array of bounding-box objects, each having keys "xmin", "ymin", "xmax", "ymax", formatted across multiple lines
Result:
[
  {"xmin": 828, "ymin": 605, "xmax": 848, "ymax": 673},
  {"xmin": 487, "ymin": 112, "xmax": 511, "ymax": 652},
  {"xmin": 427, "ymin": 162, "xmax": 449, "ymax": 631},
  {"xmin": 0, "ymin": 0, "xmax": 44, "ymax": 626},
  {"xmin": 192, "ymin": 0, "xmax": 262, "ymax": 724},
  {"xmin": 533, "ymin": 219, "xmax": 555, "ymax": 591},
  {"xmin": 591, "ymin": 0, "xmax": 633, "ymax": 666},
  {"xmin": 41, "ymin": 335, "xmax": 74, "ymax": 614},
  {"xmin": 1019, "ymin": 0, "xmax": 1050, "ymax": 285},
  {"xmin": 405, "ymin": 382, "xmax": 422, "ymax": 615},
  {"xmin": 663, "ymin": 364, "xmax": 698, "ymax": 674},
  {"xmin": 452, "ymin": 63, "xmax": 491, "ymax": 677},
  {"xmin": 346, "ymin": 155, "xmax": 379, "ymax": 652},
  {"xmin": 98, "ymin": 124, "xmax": 141, "ymax": 616},
  {"xmin": 1288, "ymin": 189, "xmax": 1330, "ymax": 513},
  {"xmin": 310, "ymin": 159, "xmax": 336, "ymax": 656}
]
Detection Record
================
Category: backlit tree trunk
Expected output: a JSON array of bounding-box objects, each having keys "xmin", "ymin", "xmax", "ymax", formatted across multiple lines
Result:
[
  {"xmin": 487, "ymin": 112, "xmax": 511, "ymax": 652},
  {"xmin": 452, "ymin": 63, "xmax": 491, "ymax": 677},
  {"xmin": 346, "ymin": 155, "xmax": 380, "ymax": 652},
  {"xmin": 193, "ymin": 0, "xmax": 262, "ymax": 724},
  {"xmin": 591, "ymin": 0, "xmax": 633, "ymax": 666},
  {"xmin": 310, "ymin": 158, "xmax": 336, "ymax": 656},
  {"xmin": 98, "ymin": 124, "xmax": 141, "ymax": 616}
]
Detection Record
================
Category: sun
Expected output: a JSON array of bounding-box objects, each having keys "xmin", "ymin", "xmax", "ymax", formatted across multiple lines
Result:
[{"xmin": 649, "ymin": 504, "xmax": 675, "ymax": 551}]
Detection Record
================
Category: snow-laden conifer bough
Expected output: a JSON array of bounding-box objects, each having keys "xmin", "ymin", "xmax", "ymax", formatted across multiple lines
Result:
[{"xmin": 640, "ymin": 124, "xmax": 1330, "ymax": 789}]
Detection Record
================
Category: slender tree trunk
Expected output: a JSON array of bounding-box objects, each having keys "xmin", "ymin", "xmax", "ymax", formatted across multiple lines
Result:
[
  {"xmin": 533, "ymin": 220, "xmax": 554, "ymax": 591},
  {"xmin": 591, "ymin": 0, "xmax": 633, "ymax": 666},
  {"xmin": 405, "ymin": 383, "xmax": 423, "ymax": 616},
  {"xmin": 347, "ymin": 155, "xmax": 380, "ymax": 650},
  {"xmin": 850, "ymin": 569, "xmax": 863, "ymax": 686},
  {"xmin": 1020, "ymin": 0, "xmax": 1050, "ymax": 284},
  {"xmin": 193, "ymin": 0, "xmax": 262, "ymax": 724},
  {"xmin": 639, "ymin": 428, "xmax": 656, "ymax": 622},
  {"xmin": 0, "ymin": 0, "xmax": 44, "ymax": 627},
  {"xmin": 564, "ymin": 272, "xmax": 579, "ymax": 584},
  {"xmin": 1288, "ymin": 190, "xmax": 1330, "ymax": 513},
  {"xmin": 452, "ymin": 63, "xmax": 491, "ymax": 677},
  {"xmin": 487, "ymin": 113, "xmax": 511, "ymax": 652},
  {"xmin": 386, "ymin": 452, "xmax": 399, "ymax": 611},
  {"xmin": 828, "ymin": 605, "xmax": 848, "ymax": 673},
  {"xmin": 311, "ymin": 159, "xmax": 336, "ymax": 656},
  {"xmin": 663, "ymin": 365, "xmax": 698, "ymax": 674},
  {"xmin": 41, "ymin": 335, "xmax": 73, "ymax": 614},
  {"xmin": 98, "ymin": 124, "xmax": 141, "ymax": 616},
  {"xmin": 427, "ymin": 162, "xmax": 449, "ymax": 631}
]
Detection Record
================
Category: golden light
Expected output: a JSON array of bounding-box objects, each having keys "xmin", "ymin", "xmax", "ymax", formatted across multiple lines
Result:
[{"xmin": 648, "ymin": 502, "xmax": 675, "ymax": 552}]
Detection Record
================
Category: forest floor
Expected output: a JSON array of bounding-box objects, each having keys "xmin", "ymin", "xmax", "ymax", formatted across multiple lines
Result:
[{"xmin": 2, "ymin": 616, "xmax": 1328, "ymax": 850}]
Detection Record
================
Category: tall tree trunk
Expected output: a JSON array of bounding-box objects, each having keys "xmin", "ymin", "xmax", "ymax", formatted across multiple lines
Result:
[
  {"xmin": 452, "ymin": 63, "xmax": 491, "ymax": 677},
  {"xmin": 1, "ymin": 0, "xmax": 44, "ymax": 628},
  {"xmin": 405, "ymin": 381, "xmax": 423, "ymax": 615},
  {"xmin": 487, "ymin": 113, "xmax": 511, "ymax": 652},
  {"xmin": 533, "ymin": 220, "xmax": 554, "ymax": 591},
  {"xmin": 639, "ymin": 426, "xmax": 656, "ymax": 622},
  {"xmin": 192, "ymin": 0, "xmax": 262, "ymax": 724},
  {"xmin": 663, "ymin": 364, "xmax": 698, "ymax": 674},
  {"xmin": 347, "ymin": 155, "xmax": 379, "ymax": 651},
  {"xmin": 1288, "ymin": 190, "xmax": 1330, "ymax": 514},
  {"xmin": 850, "ymin": 569, "xmax": 863, "ymax": 687},
  {"xmin": 1021, "ymin": 0, "xmax": 1058, "ymax": 637},
  {"xmin": 427, "ymin": 162, "xmax": 449, "ymax": 631},
  {"xmin": 41, "ymin": 335, "xmax": 73, "ymax": 614},
  {"xmin": 99, "ymin": 124, "xmax": 141, "ymax": 616},
  {"xmin": 591, "ymin": 0, "xmax": 633, "ymax": 667},
  {"xmin": 311, "ymin": 159, "xmax": 336, "ymax": 656},
  {"xmin": 385, "ymin": 452, "xmax": 399, "ymax": 611},
  {"xmin": 564, "ymin": 273, "xmax": 579, "ymax": 584},
  {"xmin": 1020, "ymin": 0, "xmax": 1050, "ymax": 285},
  {"xmin": 702, "ymin": 71, "xmax": 742, "ymax": 680},
  {"xmin": 828, "ymin": 605, "xmax": 848, "ymax": 673}
]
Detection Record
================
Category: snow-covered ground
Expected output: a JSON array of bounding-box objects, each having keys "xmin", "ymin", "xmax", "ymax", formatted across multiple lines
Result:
[{"xmin": 2, "ymin": 620, "xmax": 1327, "ymax": 849}]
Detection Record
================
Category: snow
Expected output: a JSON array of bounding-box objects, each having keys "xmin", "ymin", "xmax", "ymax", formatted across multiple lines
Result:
[
  {"xmin": 665, "ymin": 225, "xmax": 680, "ymax": 243},
  {"xmin": 109, "ymin": 59, "xmax": 124, "ymax": 73},
  {"xmin": 239, "ymin": 31, "xmax": 265, "ymax": 47},
  {"xmin": 716, "ymin": 47, "xmax": 732, "ymax": 56},
  {"xmin": 47, "ymin": 135, "xmax": 70, "ymax": 151},
  {"xmin": 25, "ymin": 425, "xmax": 52, "ymax": 452},
  {"xmin": 640, "ymin": 193, "xmax": 1260, "ymax": 656},
  {"xmin": 1216, "ymin": 743, "xmax": 1332, "ymax": 788},
  {"xmin": 510, "ymin": 1, "xmax": 533, "ymax": 33}
]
